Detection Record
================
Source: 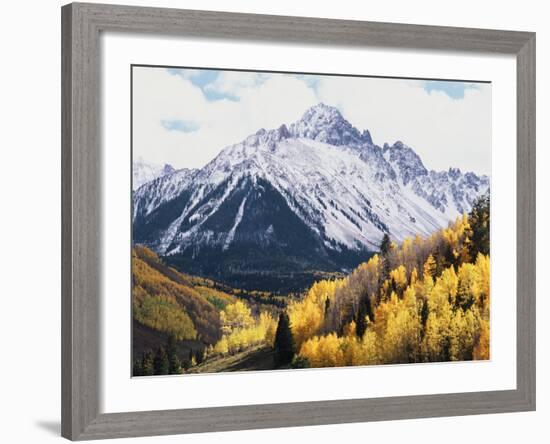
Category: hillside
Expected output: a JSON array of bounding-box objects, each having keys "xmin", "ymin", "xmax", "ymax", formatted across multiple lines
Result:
[
  {"xmin": 287, "ymin": 196, "xmax": 490, "ymax": 367},
  {"xmin": 133, "ymin": 195, "xmax": 490, "ymax": 376},
  {"xmin": 132, "ymin": 245, "xmax": 236, "ymax": 367},
  {"xmin": 132, "ymin": 245, "xmax": 286, "ymax": 375}
]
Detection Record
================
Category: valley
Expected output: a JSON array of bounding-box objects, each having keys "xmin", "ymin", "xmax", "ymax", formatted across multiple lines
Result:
[
  {"xmin": 132, "ymin": 194, "xmax": 490, "ymax": 375},
  {"xmin": 131, "ymin": 102, "xmax": 491, "ymax": 376}
]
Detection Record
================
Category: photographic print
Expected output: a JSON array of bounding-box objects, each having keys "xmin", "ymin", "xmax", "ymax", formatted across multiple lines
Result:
[{"xmin": 131, "ymin": 66, "xmax": 491, "ymax": 376}]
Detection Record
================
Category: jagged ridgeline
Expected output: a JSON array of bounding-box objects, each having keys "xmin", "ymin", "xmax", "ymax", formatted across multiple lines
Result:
[
  {"xmin": 133, "ymin": 103, "xmax": 489, "ymax": 293},
  {"xmin": 132, "ymin": 196, "xmax": 489, "ymax": 375}
]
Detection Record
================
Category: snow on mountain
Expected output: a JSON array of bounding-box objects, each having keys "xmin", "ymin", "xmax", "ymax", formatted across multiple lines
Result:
[
  {"xmin": 133, "ymin": 157, "xmax": 176, "ymax": 190},
  {"xmin": 132, "ymin": 103, "xmax": 489, "ymax": 288}
]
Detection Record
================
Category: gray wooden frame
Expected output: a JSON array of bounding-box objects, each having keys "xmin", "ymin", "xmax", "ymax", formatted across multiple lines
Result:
[{"xmin": 61, "ymin": 2, "xmax": 536, "ymax": 440}]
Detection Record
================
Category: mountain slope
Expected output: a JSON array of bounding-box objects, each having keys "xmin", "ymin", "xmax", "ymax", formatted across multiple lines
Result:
[
  {"xmin": 133, "ymin": 157, "xmax": 176, "ymax": 190},
  {"xmin": 133, "ymin": 103, "xmax": 489, "ymax": 292},
  {"xmin": 132, "ymin": 245, "xmax": 226, "ymax": 344}
]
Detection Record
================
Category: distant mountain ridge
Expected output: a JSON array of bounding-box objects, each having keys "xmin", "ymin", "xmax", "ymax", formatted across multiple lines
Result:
[
  {"xmin": 133, "ymin": 157, "xmax": 175, "ymax": 191},
  {"xmin": 133, "ymin": 103, "xmax": 489, "ymax": 292}
]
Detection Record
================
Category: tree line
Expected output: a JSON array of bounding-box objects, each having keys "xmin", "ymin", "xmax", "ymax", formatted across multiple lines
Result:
[
  {"xmin": 133, "ymin": 195, "xmax": 490, "ymax": 373},
  {"xmin": 274, "ymin": 194, "xmax": 490, "ymax": 368},
  {"xmin": 133, "ymin": 335, "xmax": 206, "ymax": 376}
]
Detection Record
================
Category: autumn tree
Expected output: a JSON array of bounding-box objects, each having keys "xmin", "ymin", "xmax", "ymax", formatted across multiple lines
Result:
[
  {"xmin": 473, "ymin": 318, "xmax": 490, "ymax": 360},
  {"xmin": 389, "ymin": 265, "xmax": 408, "ymax": 296},
  {"xmin": 274, "ymin": 312, "xmax": 295, "ymax": 366},
  {"xmin": 220, "ymin": 301, "xmax": 255, "ymax": 333},
  {"xmin": 210, "ymin": 309, "xmax": 277, "ymax": 356},
  {"xmin": 288, "ymin": 279, "xmax": 340, "ymax": 346},
  {"xmin": 271, "ymin": 212, "xmax": 489, "ymax": 369},
  {"xmin": 423, "ymin": 255, "xmax": 437, "ymax": 279}
]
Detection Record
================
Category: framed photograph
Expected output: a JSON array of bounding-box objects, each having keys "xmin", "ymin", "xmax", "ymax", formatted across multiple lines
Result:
[{"xmin": 62, "ymin": 2, "xmax": 535, "ymax": 440}]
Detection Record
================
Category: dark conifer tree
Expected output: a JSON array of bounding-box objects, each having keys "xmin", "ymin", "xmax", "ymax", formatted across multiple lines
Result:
[
  {"xmin": 274, "ymin": 311, "xmax": 295, "ymax": 366},
  {"xmin": 365, "ymin": 291, "xmax": 375, "ymax": 323},
  {"xmin": 141, "ymin": 350, "xmax": 154, "ymax": 376},
  {"xmin": 166, "ymin": 335, "xmax": 181, "ymax": 374},
  {"xmin": 132, "ymin": 359, "xmax": 143, "ymax": 377},
  {"xmin": 356, "ymin": 292, "xmax": 375, "ymax": 339},
  {"xmin": 324, "ymin": 296, "xmax": 331, "ymax": 316},
  {"xmin": 443, "ymin": 242, "xmax": 457, "ymax": 271},
  {"xmin": 433, "ymin": 250, "xmax": 444, "ymax": 278},
  {"xmin": 153, "ymin": 346, "xmax": 169, "ymax": 375},
  {"xmin": 355, "ymin": 302, "xmax": 367, "ymax": 339},
  {"xmin": 468, "ymin": 194, "xmax": 490, "ymax": 258},
  {"xmin": 380, "ymin": 233, "xmax": 392, "ymax": 283},
  {"xmin": 194, "ymin": 349, "xmax": 204, "ymax": 365},
  {"xmin": 380, "ymin": 233, "xmax": 391, "ymax": 256},
  {"xmin": 181, "ymin": 350, "xmax": 192, "ymax": 370},
  {"xmin": 420, "ymin": 299, "xmax": 430, "ymax": 338},
  {"xmin": 391, "ymin": 277, "xmax": 397, "ymax": 294}
]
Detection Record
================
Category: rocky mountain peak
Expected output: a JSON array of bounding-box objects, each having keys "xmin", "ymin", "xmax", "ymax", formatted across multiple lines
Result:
[
  {"xmin": 384, "ymin": 141, "xmax": 428, "ymax": 186},
  {"xmin": 289, "ymin": 103, "xmax": 370, "ymax": 147},
  {"xmin": 133, "ymin": 103, "xmax": 489, "ymax": 285}
]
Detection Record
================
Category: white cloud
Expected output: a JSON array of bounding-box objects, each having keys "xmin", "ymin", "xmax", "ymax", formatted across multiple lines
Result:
[
  {"xmin": 315, "ymin": 76, "xmax": 491, "ymax": 174},
  {"xmin": 133, "ymin": 67, "xmax": 491, "ymax": 176},
  {"xmin": 133, "ymin": 67, "xmax": 316, "ymax": 168},
  {"xmin": 204, "ymin": 71, "xmax": 268, "ymax": 98}
]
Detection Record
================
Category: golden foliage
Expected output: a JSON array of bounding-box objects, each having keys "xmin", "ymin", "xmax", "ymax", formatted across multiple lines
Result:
[
  {"xmin": 290, "ymin": 214, "xmax": 491, "ymax": 368},
  {"xmin": 299, "ymin": 327, "xmax": 379, "ymax": 367},
  {"xmin": 287, "ymin": 279, "xmax": 344, "ymax": 348},
  {"xmin": 212, "ymin": 308, "xmax": 277, "ymax": 356},
  {"xmin": 133, "ymin": 291, "xmax": 197, "ymax": 341},
  {"xmin": 194, "ymin": 285, "xmax": 236, "ymax": 310},
  {"xmin": 220, "ymin": 301, "xmax": 255, "ymax": 333},
  {"xmin": 473, "ymin": 318, "xmax": 490, "ymax": 360},
  {"xmin": 132, "ymin": 246, "xmax": 225, "ymax": 343}
]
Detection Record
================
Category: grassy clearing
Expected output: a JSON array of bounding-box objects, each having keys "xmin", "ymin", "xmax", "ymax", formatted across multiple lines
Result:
[{"xmin": 188, "ymin": 345, "xmax": 276, "ymax": 374}]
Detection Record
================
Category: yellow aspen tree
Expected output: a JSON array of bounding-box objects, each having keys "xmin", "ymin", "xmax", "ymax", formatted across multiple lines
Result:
[
  {"xmin": 299, "ymin": 333, "xmax": 345, "ymax": 367},
  {"xmin": 438, "ymin": 266, "xmax": 459, "ymax": 306},
  {"xmin": 473, "ymin": 318, "xmax": 490, "ymax": 360},
  {"xmin": 390, "ymin": 265, "xmax": 408, "ymax": 295},
  {"xmin": 220, "ymin": 301, "xmax": 254, "ymax": 333},
  {"xmin": 456, "ymin": 262, "xmax": 477, "ymax": 310},
  {"xmin": 423, "ymin": 254, "xmax": 437, "ymax": 279},
  {"xmin": 475, "ymin": 253, "xmax": 491, "ymax": 315},
  {"xmin": 410, "ymin": 267, "xmax": 419, "ymax": 287},
  {"xmin": 359, "ymin": 329, "xmax": 379, "ymax": 365}
]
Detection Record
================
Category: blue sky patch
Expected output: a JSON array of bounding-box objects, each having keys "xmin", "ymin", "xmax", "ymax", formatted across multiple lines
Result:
[
  {"xmin": 161, "ymin": 119, "xmax": 199, "ymax": 133},
  {"xmin": 167, "ymin": 68, "xmax": 240, "ymax": 102},
  {"xmin": 423, "ymin": 80, "xmax": 479, "ymax": 99},
  {"xmin": 295, "ymin": 74, "xmax": 321, "ymax": 93},
  {"xmin": 202, "ymin": 87, "xmax": 240, "ymax": 102}
]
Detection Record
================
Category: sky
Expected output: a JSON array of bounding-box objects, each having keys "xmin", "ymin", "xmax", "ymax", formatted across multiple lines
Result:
[{"xmin": 132, "ymin": 67, "xmax": 491, "ymax": 175}]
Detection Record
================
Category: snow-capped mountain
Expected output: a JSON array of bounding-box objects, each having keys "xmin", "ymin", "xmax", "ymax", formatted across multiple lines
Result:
[
  {"xmin": 133, "ymin": 103, "xmax": 489, "ymax": 291},
  {"xmin": 133, "ymin": 157, "xmax": 175, "ymax": 190}
]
